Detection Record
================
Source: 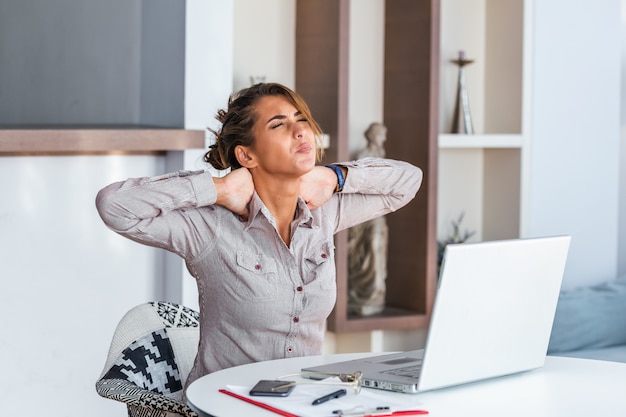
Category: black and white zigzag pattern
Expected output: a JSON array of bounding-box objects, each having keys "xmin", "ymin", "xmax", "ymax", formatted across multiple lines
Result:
[
  {"xmin": 103, "ymin": 328, "xmax": 182, "ymax": 395},
  {"xmin": 96, "ymin": 379, "xmax": 199, "ymax": 417},
  {"xmin": 151, "ymin": 302, "xmax": 199, "ymax": 328}
]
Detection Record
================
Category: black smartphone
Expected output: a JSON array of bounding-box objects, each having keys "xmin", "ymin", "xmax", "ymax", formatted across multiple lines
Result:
[{"xmin": 249, "ymin": 380, "xmax": 295, "ymax": 397}]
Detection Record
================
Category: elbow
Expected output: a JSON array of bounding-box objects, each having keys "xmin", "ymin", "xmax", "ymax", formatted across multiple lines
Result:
[
  {"xmin": 95, "ymin": 183, "xmax": 135, "ymax": 232},
  {"xmin": 387, "ymin": 163, "xmax": 424, "ymax": 212},
  {"xmin": 400, "ymin": 163, "xmax": 423, "ymax": 202},
  {"xmin": 412, "ymin": 166, "xmax": 424, "ymax": 198}
]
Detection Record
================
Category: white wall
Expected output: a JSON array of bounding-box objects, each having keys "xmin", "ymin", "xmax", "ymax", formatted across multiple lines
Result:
[
  {"xmin": 619, "ymin": 1, "xmax": 626, "ymax": 277},
  {"xmin": 178, "ymin": 0, "xmax": 235, "ymax": 311},
  {"xmin": 232, "ymin": 0, "xmax": 295, "ymax": 92},
  {"xmin": 348, "ymin": 0, "xmax": 385, "ymax": 158},
  {"xmin": 0, "ymin": 155, "xmax": 167, "ymax": 417},
  {"xmin": 529, "ymin": 0, "xmax": 622, "ymax": 289}
]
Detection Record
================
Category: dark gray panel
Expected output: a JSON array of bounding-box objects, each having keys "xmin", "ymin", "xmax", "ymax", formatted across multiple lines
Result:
[{"xmin": 0, "ymin": 0, "xmax": 185, "ymax": 127}]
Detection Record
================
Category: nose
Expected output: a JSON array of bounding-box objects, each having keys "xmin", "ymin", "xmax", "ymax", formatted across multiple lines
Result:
[{"xmin": 293, "ymin": 122, "xmax": 305, "ymax": 140}]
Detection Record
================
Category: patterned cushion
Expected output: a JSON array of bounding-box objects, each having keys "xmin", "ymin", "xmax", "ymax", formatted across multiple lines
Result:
[
  {"xmin": 97, "ymin": 302, "xmax": 200, "ymax": 417},
  {"xmin": 152, "ymin": 302, "xmax": 200, "ymax": 328},
  {"xmin": 103, "ymin": 328, "xmax": 183, "ymax": 395},
  {"xmin": 96, "ymin": 379, "xmax": 199, "ymax": 417}
]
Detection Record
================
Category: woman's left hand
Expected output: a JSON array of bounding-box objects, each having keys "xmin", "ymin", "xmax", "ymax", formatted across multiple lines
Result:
[{"xmin": 299, "ymin": 165, "xmax": 339, "ymax": 210}]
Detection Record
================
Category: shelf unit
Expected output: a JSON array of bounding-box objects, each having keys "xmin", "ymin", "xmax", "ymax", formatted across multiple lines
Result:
[
  {"xmin": 439, "ymin": 134, "xmax": 522, "ymax": 149},
  {"xmin": 0, "ymin": 129, "xmax": 205, "ymax": 155},
  {"xmin": 438, "ymin": 0, "xmax": 529, "ymax": 243},
  {"xmin": 296, "ymin": 0, "xmax": 439, "ymax": 333}
]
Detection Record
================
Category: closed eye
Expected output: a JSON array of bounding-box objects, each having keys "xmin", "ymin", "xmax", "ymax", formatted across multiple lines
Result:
[
  {"xmin": 270, "ymin": 118, "xmax": 307, "ymax": 129},
  {"xmin": 266, "ymin": 112, "xmax": 306, "ymax": 129}
]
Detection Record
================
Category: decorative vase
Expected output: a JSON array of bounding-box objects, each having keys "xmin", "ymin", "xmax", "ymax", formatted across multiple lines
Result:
[
  {"xmin": 250, "ymin": 75, "xmax": 266, "ymax": 85},
  {"xmin": 451, "ymin": 51, "xmax": 475, "ymax": 134}
]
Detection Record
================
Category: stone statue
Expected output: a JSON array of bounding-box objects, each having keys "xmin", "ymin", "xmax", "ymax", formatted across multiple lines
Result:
[{"xmin": 348, "ymin": 122, "xmax": 389, "ymax": 316}]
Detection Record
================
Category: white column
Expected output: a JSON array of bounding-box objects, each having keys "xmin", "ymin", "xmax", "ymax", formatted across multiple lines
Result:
[
  {"xmin": 165, "ymin": 0, "xmax": 234, "ymax": 309},
  {"xmin": 529, "ymin": 0, "xmax": 621, "ymax": 288}
]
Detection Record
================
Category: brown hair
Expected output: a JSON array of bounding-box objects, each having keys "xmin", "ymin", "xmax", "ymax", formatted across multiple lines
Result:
[{"xmin": 204, "ymin": 83, "xmax": 324, "ymax": 170}]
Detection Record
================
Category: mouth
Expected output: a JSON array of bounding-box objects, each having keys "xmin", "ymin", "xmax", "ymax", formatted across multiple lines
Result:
[{"xmin": 295, "ymin": 143, "xmax": 313, "ymax": 154}]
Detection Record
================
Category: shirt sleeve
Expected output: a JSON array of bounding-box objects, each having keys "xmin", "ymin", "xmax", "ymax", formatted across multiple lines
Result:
[
  {"xmin": 95, "ymin": 169, "xmax": 219, "ymax": 258},
  {"xmin": 326, "ymin": 157, "xmax": 423, "ymax": 232}
]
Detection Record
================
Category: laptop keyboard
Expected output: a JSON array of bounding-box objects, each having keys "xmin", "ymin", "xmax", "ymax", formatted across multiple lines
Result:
[{"xmin": 381, "ymin": 363, "xmax": 422, "ymax": 378}]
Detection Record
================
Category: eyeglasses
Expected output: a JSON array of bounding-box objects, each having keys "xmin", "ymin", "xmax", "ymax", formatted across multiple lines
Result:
[{"xmin": 271, "ymin": 370, "xmax": 363, "ymax": 394}]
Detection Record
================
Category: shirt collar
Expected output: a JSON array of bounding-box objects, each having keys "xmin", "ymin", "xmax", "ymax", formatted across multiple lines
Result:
[{"xmin": 244, "ymin": 192, "xmax": 317, "ymax": 230}]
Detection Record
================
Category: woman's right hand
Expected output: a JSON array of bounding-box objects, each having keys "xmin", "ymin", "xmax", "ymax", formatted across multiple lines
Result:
[{"xmin": 214, "ymin": 168, "xmax": 254, "ymax": 220}]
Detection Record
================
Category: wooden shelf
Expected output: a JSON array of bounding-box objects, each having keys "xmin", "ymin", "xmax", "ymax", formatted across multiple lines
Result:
[
  {"xmin": 0, "ymin": 128, "xmax": 205, "ymax": 155},
  {"xmin": 296, "ymin": 0, "xmax": 439, "ymax": 333},
  {"xmin": 341, "ymin": 307, "xmax": 431, "ymax": 333},
  {"xmin": 439, "ymin": 133, "xmax": 523, "ymax": 149}
]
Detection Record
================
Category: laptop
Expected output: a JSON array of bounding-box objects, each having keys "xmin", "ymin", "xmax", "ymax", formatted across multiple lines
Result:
[{"xmin": 303, "ymin": 235, "xmax": 571, "ymax": 394}]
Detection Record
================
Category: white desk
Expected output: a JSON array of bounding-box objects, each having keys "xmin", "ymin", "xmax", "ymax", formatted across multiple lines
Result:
[{"xmin": 186, "ymin": 352, "xmax": 626, "ymax": 417}]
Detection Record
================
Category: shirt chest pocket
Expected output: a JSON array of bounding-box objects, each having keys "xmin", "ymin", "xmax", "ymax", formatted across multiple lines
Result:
[
  {"xmin": 235, "ymin": 252, "xmax": 279, "ymax": 300},
  {"xmin": 304, "ymin": 240, "xmax": 336, "ymax": 291}
]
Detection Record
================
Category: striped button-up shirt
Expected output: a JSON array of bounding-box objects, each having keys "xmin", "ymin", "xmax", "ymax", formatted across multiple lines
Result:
[{"xmin": 96, "ymin": 157, "xmax": 422, "ymax": 390}]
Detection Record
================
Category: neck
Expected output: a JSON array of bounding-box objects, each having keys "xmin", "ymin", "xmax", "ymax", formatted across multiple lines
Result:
[{"xmin": 253, "ymin": 173, "xmax": 300, "ymax": 246}]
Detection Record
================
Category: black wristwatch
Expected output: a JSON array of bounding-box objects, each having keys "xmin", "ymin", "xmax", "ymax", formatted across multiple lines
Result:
[{"xmin": 325, "ymin": 164, "xmax": 345, "ymax": 193}]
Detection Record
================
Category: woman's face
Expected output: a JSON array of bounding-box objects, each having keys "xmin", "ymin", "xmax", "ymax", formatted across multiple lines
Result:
[{"xmin": 247, "ymin": 95, "xmax": 317, "ymax": 177}]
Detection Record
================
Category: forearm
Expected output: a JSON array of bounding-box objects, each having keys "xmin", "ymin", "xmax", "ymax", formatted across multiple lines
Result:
[
  {"xmin": 331, "ymin": 157, "xmax": 423, "ymax": 231},
  {"xmin": 95, "ymin": 170, "xmax": 216, "ymax": 232},
  {"xmin": 338, "ymin": 157, "xmax": 422, "ymax": 202}
]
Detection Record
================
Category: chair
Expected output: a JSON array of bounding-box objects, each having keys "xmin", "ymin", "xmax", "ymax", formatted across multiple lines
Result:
[{"xmin": 96, "ymin": 302, "xmax": 201, "ymax": 417}]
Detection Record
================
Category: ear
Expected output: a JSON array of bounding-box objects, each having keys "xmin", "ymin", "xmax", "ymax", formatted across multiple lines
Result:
[{"xmin": 235, "ymin": 145, "xmax": 257, "ymax": 168}]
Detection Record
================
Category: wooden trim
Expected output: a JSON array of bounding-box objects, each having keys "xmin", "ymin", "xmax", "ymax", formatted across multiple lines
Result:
[
  {"xmin": 295, "ymin": 0, "xmax": 350, "ymax": 164},
  {"xmin": 0, "ymin": 129, "xmax": 205, "ymax": 155},
  {"xmin": 334, "ymin": 310, "xmax": 431, "ymax": 333},
  {"xmin": 383, "ymin": 0, "xmax": 439, "ymax": 323},
  {"xmin": 296, "ymin": 0, "xmax": 351, "ymax": 331}
]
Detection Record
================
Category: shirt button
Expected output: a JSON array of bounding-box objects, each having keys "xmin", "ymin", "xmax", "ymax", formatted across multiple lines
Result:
[
  {"xmin": 293, "ymin": 317, "xmax": 299, "ymax": 323},
  {"xmin": 297, "ymin": 286, "xmax": 303, "ymax": 292},
  {"xmin": 255, "ymin": 264, "xmax": 261, "ymax": 270},
  {"xmin": 321, "ymin": 253, "xmax": 327, "ymax": 259}
]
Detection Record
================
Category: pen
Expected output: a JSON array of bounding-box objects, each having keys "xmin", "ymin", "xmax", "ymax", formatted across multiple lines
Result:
[
  {"xmin": 312, "ymin": 388, "xmax": 347, "ymax": 405},
  {"xmin": 330, "ymin": 410, "xmax": 428, "ymax": 417}
]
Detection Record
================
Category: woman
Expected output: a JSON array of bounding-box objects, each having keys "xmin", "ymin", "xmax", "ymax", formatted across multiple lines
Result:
[{"xmin": 96, "ymin": 83, "xmax": 423, "ymax": 390}]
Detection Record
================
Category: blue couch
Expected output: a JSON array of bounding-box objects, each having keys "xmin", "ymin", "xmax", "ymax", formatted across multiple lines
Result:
[{"xmin": 548, "ymin": 277, "xmax": 626, "ymax": 363}]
